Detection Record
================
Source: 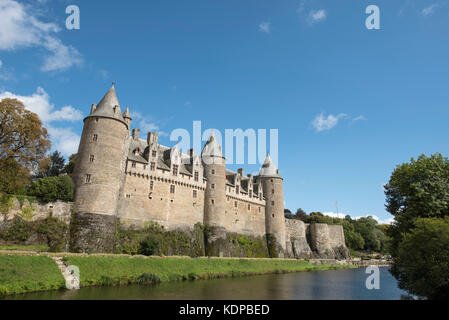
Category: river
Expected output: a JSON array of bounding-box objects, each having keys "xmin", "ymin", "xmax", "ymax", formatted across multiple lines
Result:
[{"xmin": 3, "ymin": 267, "xmax": 409, "ymax": 300}]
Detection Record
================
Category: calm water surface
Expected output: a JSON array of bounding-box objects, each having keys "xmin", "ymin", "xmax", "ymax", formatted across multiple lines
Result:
[{"xmin": 4, "ymin": 267, "xmax": 408, "ymax": 300}]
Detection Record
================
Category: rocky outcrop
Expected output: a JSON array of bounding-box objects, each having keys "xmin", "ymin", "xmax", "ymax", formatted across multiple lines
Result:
[
  {"xmin": 308, "ymin": 223, "xmax": 350, "ymax": 260},
  {"xmin": 284, "ymin": 219, "xmax": 313, "ymax": 259},
  {"xmin": 284, "ymin": 220, "xmax": 350, "ymax": 260}
]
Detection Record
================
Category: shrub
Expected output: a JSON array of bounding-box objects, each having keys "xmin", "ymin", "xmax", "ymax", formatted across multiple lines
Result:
[
  {"xmin": 28, "ymin": 175, "xmax": 74, "ymax": 202},
  {"xmin": 138, "ymin": 235, "xmax": 160, "ymax": 256}
]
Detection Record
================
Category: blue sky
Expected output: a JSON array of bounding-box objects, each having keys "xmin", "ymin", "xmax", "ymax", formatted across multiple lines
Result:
[{"xmin": 1, "ymin": 0, "xmax": 449, "ymax": 223}]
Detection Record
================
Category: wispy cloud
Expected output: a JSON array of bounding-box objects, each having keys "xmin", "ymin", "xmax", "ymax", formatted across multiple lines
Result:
[
  {"xmin": 258, "ymin": 22, "xmax": 271, "ymax": 34},
  {"xmin": 352, "ymin": 115, "xmax": 367, "ymax": 122},
  {"xmin": 131, "ymin": 112, "xmax": 167, "ymax": 137},
  {"xmin": 421, "ymin": 3, "xmax": 439, "ymax": 17},
  {"xmin": 311, "ymin": 113, "xmax": 366, "ymax": 132},
  {"xmin": 0, "ymin": 0, "xmax": 83, "ymax": 72},
  {"xmin": 297, "ymin": 1, "xmax": 327, "ymax": 25},
  {"xmin": 311, "ymin": 113, "xmax": 348, "ymax": 132},
  {"xmin": 0, "ymin": 87, "xmax": 83, "ymax": 156},
  {"xmin": 308, "ymin": 9, "xmax": 327, "ymax": 24}
]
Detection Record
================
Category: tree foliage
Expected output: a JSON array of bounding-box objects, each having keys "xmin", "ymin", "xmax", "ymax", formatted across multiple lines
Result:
[
  {"xmin": 385, "ymin": 153, "xmax": 449, "ymax": 256},
  {"xmin": 0, "ymin": 98, "xmax": 51, "ymax": 193},
  {"xmin": 385, "ymin": 153, "xmax": 449, "ymax": 299},
  {"xmin": 27, "ymin": 175, "xmax": 74, "ymax": 202},
  {"xmin": 390, "ymin": 217, "xmax": 449, "ymax": 300},
  {"xmin": 64, "ymin": 154, "xmax": 77, "ymax": 177},
  {"xmin": 35, "ymin": 151, "xmax": 66, "ymax": 178}
]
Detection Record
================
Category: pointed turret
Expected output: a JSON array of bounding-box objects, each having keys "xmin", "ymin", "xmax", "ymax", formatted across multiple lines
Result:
[
  {"xmin": 88, "ymin": 83, "xmax": 127, "ymax": 126},
  {"xmin": 201, "ymin": 132, "xmax": 224, "ymax": 159},
  {"xmin": 123, "ymin": 106, "xmax": 132, "ymax": 128},
  {"xmin": 259, "ymin": 154, "xmax": 280, "ymax": 177},
  {"xmin": 259, "ymin": 154, "xmax": 285, "ymax": 257}
]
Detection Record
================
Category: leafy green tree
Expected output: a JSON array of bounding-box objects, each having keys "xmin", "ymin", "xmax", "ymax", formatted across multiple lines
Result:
[
  {"xmin": 0, "ymin": 98, "xmax": 51, "ymax": 193},
  {"xmin": 391, "ymin": 217, "xmax": 449, "ymax": 299},
  {"xmin": 385, "ymin": 153, "xmax": 449, "ymax": 256},
  {"xmin": 35, "ymin": 151, "xmax": 66, "ymax": 178},
  {"xmin": 28, "ymin": 175, "xmax": 74, "ymax": 202},
  {"xmin": 64, "ymin": 154, "xmax": 77, "ymax": 177}
]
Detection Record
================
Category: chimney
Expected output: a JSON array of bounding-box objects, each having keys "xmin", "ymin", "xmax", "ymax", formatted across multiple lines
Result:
[
  {"xmin": 90, "ymin": 104, "xmax": 97, "ymax": 114},
  {"xmin": 132, "ymin": 128, "xmax": 140, "ymax": 140},
  {"xmin": 237, "ymin": 168, "xmax": 244, "ymax": 176},
  {"xmin": 147, "ymin": 132, "xmax": 159, "ymax": 147}
]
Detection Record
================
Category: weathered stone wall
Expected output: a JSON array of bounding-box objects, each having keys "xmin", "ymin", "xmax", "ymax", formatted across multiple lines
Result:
[
  {"xmin": 309, "ymin": 223, "xmax": 350, "ymax": 259},
  {"xmin": 284, "ymin": 219, "xmax": 313, "ymax": 259},
  {"xmin": 0, "ymin": 198, "xmax": 73, "ymax": 225},
  {"xmin": 224, "ymin": 195, "xmax": 265, "ymax": 237},
  {"xmin": 118, "ymin": 160, "xmax": 205, "ymax": 231}
]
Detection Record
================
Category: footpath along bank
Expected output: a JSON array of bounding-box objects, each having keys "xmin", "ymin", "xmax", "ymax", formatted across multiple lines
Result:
[{"xmin": 0, "ymin": 251, "xmax": 357, "ymax": 296}]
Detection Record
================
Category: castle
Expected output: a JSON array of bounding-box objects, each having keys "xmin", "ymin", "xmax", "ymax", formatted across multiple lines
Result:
[{"xmin": 70, "ymin": 84, "xmax": 350, "ymax": 259}]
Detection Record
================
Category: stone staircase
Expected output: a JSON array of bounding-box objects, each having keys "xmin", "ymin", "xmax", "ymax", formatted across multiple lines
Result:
[{"xmin": 52, "ymin": 257, "xmax": 80, "ymax": 290}]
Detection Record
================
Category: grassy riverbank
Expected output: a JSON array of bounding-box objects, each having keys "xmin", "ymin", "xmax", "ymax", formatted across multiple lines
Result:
[
  {"xmin": 65, "ymin": 256, "xmax": 356, "ymax": 287},
  {"xmin": 0, "ymin": 253, "xmax": 356, "ymax": 296},
  {"xmin": 0, "ymin": 255, "xmax": 65, "ymax": 295}
]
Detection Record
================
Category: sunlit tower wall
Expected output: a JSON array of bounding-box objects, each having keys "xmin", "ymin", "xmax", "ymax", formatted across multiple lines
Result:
[
  {"xmin": 70, "ymin": 84, "xmax": 130, "ymax": 253},
  {"xmin": 259, "ymin": 155, "xmax": 286, "ymax": 257},
  {"xmin": 202, "ymin": 133, "xmax": 228, "ymax": 257}
]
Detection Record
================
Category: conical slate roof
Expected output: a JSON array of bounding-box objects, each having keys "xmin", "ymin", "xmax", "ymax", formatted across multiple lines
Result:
[
  {"xmin": 201, "ymin": 132, "xmax": 224, "ymax": 158},
  {"xmin": 259, "ymin": 154, "xmax": 280, "ymax": 177},
  {"xmin": 89, "ymin": 84, "xmax": 126, "ymax": 123},
  {"xmin": 123, "ymin": 106, "xmax": 131, "ymax": 119}
]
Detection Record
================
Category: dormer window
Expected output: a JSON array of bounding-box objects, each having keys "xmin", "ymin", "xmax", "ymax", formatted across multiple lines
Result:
[
  {"xmin": 173, "ymin": 165, "xmax": 179, "ymax": 176},
  {"xmin": 249, "ymin": 190, "xmax": 252, "ymax": 198},
  {"xmin": 236, "ymin": 186, "xmax": 239, "ymax": 194},
  {"xmin": 152, "ymin": 150, "xmax": 157, "ymax": 157},
  {"xmin": 134, "ymin": 147, "xmax": 141, "ymax": 155},
  {"xmin": 194, "ymin": 171, "xmax": 199, "ymax": 182}
]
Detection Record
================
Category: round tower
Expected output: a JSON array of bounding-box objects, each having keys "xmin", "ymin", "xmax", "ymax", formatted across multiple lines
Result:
[
  {"xmin": 259, "ymin": 155, "xmax": 286, "ymax": 258},
  {"xmin": 202, "ymin": 133, "xmax": 227, "ymax": 256},
  {"xmin": 70, "ymin": 84, "xmax": 130, "ymax": 253}
]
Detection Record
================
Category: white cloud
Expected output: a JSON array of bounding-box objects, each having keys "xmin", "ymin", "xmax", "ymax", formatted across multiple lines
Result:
[
  {"xmin": 46, "ymin": 125, "xmax": 80, "ymax": 156},
  {"xmin": 0, "ymin": 87, "xmax": 83, "ymax": 156},
  {"xmin": 309, "ymin": 9, "xmax": 327, "ymax": 23},
  {"xmin": 0, "ymin": 87, "xmax": 82, "ymax": 122},
  {"xmin": 421, "ymin": 4, "xmax": 439, "ymax": 16},
  {"xmin": 311, "ymin": 113, "xmax": 348, "ymax": 132},
  {"xmin": 258, "ymin": 22, "xmax": 271, "ymax": 34},
  {"xmin": 311, "ymin": 113, "xmax": 367, "ymax": 132},
  {"xmin": 131, "ymin": 112, "xmax": 167, "ymax": 137},
  {"xmin": 352, "ymin": 115, "xmax": 367, "ymax": 122},
  {"xmin": 0, "ymin": 0, "xmax": 83, "ymax": 72}
]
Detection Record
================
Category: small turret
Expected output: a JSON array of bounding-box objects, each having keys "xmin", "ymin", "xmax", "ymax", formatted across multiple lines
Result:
[
  {"xmin": 259, "ymin": 154, "xmax": 286, "ymax": 257},
  {"xmin": 123, "ymin": 106, "xmax": 132, "ymax": 128}
]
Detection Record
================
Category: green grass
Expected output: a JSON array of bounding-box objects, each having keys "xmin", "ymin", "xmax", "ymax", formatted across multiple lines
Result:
[
  {"xmin": 0, "ymin": 255, "xmax": 65, "ymax": 295},
  {"xmin": 0, "ymin": 244, "xmax": 49, "ymax": 252},
  {"xmin": 64, "ymin": 256, "xmax": 356, "ymax": 287}
]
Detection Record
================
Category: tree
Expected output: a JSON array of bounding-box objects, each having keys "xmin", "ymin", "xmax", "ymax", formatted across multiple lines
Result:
[
  {"xmin": 65, "ymin": 154, "xmax": 77, "ymax": 177},
  {"xmin": 35, "ymin": 151, "xmax": 66, "ymax": 178},
  {"xmin": 28, "ymin": 175, "xmax": 74, "ymax": 202},
  {"xmin": 391, "ymin": 217, "xmax": 449, "ymax": 299},
  {"xmin": 295, "ymin": 208, "xmax": 309, "ymax": 222},
  {"xmin": 0, "ymin": 157, "xmax": 30, "ymax": 194},
  {"xmin": 385, "ymin": 153, "xmax": 449, "ymax": 256},
  {"xmin": 0, "ymin": 98, "xmax": 50, "ymax": 168},
  {"xmin": 0, "ymin": 98, "xmax": 50, "ymax": 193}
]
